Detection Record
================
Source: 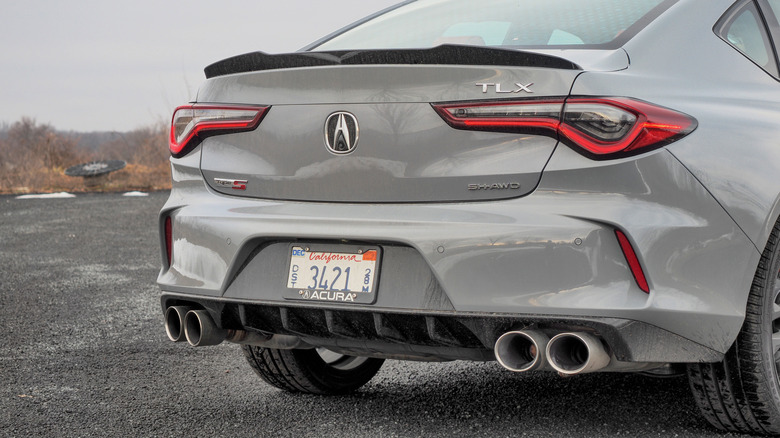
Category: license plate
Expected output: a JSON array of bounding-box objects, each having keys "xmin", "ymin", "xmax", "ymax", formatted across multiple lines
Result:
[{"xmin": 285, "ymin": 245, "xmax": 380, "ymax": 304}]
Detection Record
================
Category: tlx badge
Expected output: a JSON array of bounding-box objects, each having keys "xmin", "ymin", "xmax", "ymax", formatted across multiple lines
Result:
[{"xmin": 476, "ymin": 82, "xmax": 534, "ymax": 94}]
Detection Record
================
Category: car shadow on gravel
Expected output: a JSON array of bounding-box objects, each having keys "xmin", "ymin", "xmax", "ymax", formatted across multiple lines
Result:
[{"xmin": 229, "ymin": 360, "xmax": 745, "ymax": 438}]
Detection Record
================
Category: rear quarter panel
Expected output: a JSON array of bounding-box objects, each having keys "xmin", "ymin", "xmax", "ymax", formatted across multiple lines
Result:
[{"xmin": 571, "ymin": 0, "xmax": 780, "ymax": 253}]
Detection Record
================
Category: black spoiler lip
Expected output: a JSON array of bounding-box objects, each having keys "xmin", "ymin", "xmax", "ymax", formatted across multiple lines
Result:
[{"xmin": 204, "ymin": 45, "xmax": 582, "ymax": 79}]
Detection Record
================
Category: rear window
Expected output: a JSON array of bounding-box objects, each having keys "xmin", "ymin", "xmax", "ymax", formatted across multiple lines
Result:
[{"xmin": 311, "ymin": 0, "xmax": 677, "ymax": 51}]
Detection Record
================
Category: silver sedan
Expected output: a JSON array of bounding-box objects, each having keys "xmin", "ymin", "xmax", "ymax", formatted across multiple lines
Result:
[{"xmin": 158, "ymin": 0, "xmax": 780, "ymax": 434}]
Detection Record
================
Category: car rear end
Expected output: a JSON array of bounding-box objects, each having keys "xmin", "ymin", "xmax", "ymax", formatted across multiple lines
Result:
[{"xmin": 159, "ymin": 0, "xmax": 758, "ymax": 382}]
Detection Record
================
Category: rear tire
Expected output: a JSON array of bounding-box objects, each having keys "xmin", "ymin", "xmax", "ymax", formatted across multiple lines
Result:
[
  {"xmin": 688, "ymin": 221, "xmax": 780, "ymax": 435},
  {"xmin": 242, "ymin": 346, "xmax": 384, "ymax": 395}
]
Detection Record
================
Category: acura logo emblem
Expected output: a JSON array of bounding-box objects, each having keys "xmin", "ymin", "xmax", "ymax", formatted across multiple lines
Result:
[{"xmin": 325, "ymin": 112, "xmax": 359, "ymax": 154}]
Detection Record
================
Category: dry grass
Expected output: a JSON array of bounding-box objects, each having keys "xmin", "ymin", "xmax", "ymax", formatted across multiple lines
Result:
[{"xmin": 0, "ymin": 118, "xmax": 171, "ymax": 195}]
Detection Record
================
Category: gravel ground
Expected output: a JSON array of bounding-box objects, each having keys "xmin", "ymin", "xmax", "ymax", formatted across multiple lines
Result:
[{"xmin": 0, "ymin": 192, "xmax": 749, "ymax": 437}]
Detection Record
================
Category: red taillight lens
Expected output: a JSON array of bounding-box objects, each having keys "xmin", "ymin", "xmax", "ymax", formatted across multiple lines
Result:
[
  {"xmin": 615, "ymin": 229, "xmax": 649, "ymax": 293},
  {"xmin": 169, "ymin": 104, "xmax": 269, "ymax": 157},
  {"xmin": 561, "ymin": 98, "xmax": 696, "ymax": 156},
  {"xmin": 432, "ymin": 97, "xmax": 697, "ymax": 159},
  {"xmin": 164, "ymin": 216, "xmax": 173, "ymax": 266}
]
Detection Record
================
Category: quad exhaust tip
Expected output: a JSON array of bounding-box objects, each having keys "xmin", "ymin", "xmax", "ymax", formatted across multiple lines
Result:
[
  {"xmin": 164, "ymin": 306, "xmax": 312, "ymax": 349},
  {"xmin": 546, "ymin": 332, "xmax": 610, "ymax": 375},
  {"xmin": 164, "ymin": 306, "xmax": 192, "ymax": 343},
  {"xmin": 164, "ymin": 306, "xmax": 228, "ymax": 347},
  {"xmin": 494, "ymin": 330, "xmax": 550, "ymax": 372},
  {"xmin": 494, "ymin": 330, "xmax": 611, "ymax": 375},
  {"xmin": 170, "ymin": 308, "xmax": 612, "ymax": 372},
  {"xmin": 184, "ymin": 309, "xmax": 228, "ymax": 347}
]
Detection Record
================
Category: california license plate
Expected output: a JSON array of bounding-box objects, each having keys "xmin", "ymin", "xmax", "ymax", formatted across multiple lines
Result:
[{"xmin": 284, "ymin": 245, "xmax": 380, "ymax": 304}]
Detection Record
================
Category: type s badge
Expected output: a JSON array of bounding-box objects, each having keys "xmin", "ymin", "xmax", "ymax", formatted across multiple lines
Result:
[{"xmin": 214, "ymin": 178, "xmax": 248, "ymax": 190}]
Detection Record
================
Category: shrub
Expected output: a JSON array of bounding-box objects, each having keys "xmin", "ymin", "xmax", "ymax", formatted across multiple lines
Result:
[{"xmin": 0, "ymin": 119, "xmax": 171, "ymax": 194}]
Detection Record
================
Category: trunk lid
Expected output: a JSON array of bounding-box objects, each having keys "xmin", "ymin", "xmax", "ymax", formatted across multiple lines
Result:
[{"xmin": 197, "ymin": 47, "xmax": 588, "ymax": 203}]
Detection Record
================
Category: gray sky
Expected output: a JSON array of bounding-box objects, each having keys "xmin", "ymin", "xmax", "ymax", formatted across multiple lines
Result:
[{"xmin": 1, "ymin": 0, "xmax": 400, "ymax": 132}]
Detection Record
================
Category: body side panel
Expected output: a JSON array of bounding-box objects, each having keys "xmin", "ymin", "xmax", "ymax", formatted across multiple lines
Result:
[{"xmin": 571, "ymin": 0, "xmax": 780, "ymax": 252}]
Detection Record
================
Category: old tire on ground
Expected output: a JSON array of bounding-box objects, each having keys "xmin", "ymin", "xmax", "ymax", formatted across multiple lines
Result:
[
  {"xmin": 243, "ymin": 346, "xmax": 384, "ymax": 395},
  {"xmin": 688, "ymin": 222, "xmax": 780, "ymax": 435}
]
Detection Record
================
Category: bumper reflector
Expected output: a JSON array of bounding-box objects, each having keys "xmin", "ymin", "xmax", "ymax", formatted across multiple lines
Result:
[
  {"xmin": 165, "ymin": 216, "xmax": 173, "ymax": 266},
  {"xmin": 615, "ymin": 229, "xmax": 649, "ymax": 293}
]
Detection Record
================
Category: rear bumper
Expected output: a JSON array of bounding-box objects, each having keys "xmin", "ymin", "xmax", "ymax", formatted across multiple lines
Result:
[
  {"xmin": 160, "ymin": 292, "xmax": 723, "ymax": 363},
  {"xmin": 158, "ymin": 147, "xmax": 759, "ymax": 359}
]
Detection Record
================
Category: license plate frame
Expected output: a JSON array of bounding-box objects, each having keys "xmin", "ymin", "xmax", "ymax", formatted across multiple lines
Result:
[{"xmin": 283, "ymin": 243, "xmax": 381, "ymax": 304}]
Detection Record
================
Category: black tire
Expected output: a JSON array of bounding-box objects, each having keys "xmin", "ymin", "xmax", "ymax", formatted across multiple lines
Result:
[
  {"xmin": 688, "ymin": 221, "xmax": 780, "ymax": 435},
  {"xmin": 242, "ymin": 346, "xmax": 384, "ymax": 395}
]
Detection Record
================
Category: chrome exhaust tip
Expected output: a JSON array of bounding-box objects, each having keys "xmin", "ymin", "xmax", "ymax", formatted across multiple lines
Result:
[
  {"xmin": 172, "ymin": 307, "xmax": 311, "ymax": 349},
  {"xmin": 546, "ymin": 332, "xmax": 610, "ymax": 375},
  {"xmin": 164, "ymin": 306, "xmax": 192, "ymax": 342},
  {"xmin": 184, "ymin": 309, "xmax": 228, "ymax": 347},
  {"xmin": 494, "ymin": 330, "xmax": 550, "ymax": 372}
]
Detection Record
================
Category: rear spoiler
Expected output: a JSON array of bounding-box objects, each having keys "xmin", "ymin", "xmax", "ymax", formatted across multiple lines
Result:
[{"xmin": 204, "ymin": 45, "xmax": 581, "ymax": 79}]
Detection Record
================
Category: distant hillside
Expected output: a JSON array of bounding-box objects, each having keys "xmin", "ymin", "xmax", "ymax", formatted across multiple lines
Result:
[
  {"xmin": 0, "ymin": 128, "xmax": 126, "ymax": 153},
  {"xmin": 0, "ymin": 124, "xmax": 143, "ymax": 153},
  {"xmin": 60, "ymin": 131, "xmax": 119, "ymax": 152}
]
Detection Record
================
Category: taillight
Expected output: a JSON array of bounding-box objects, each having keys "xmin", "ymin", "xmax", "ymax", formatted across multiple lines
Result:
[
  {"xmin": 164, "ymin": 216, "xmax": 173, "ymax": 266},
  {"xmin": 433, "ymin": 100, "xmax": 563, "ymax": 133},
  {"xmin": 561, "ymin": 98, "xmax": 697, "ymax": 156},
  {"xmin": 432, "ymin": 97, "xmax": 697, "ymax": 159},
  {"xmin": 169, "ymin": 104, "xmax": 269, "ymax": 157}
]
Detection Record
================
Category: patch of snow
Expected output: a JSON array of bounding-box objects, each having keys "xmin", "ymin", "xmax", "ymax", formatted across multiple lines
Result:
[{"xmin": 15, "ymin": 192, "xmax": 76, "ymax": 200}]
